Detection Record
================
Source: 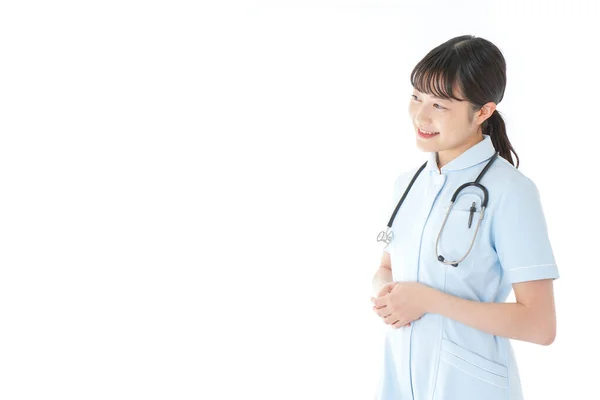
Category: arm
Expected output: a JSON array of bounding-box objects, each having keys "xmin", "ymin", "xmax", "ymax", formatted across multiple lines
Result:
[
  {"xmin": 424, "ymin": 278, "xmax": 557, "ymax": 345},
  {"xmin": 372, "ymin": 251, "xmax": 393, "ymax": 297}
]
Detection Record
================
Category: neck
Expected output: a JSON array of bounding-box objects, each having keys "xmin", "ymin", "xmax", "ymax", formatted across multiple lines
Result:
[{"xmin": 436, "ymin": 133, "xmax": 484, "ymax": 171}]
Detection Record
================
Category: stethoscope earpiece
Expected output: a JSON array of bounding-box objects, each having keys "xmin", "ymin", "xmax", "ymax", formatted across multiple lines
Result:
[{"xmin": 376, "ymin": 228, "xmax": 393, "ymax": 246}]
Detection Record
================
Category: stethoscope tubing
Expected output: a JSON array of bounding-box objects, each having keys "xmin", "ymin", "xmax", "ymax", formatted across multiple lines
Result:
[{"xmin": 377, "ymin": 152, "xmax": 500, "ymax": 267}]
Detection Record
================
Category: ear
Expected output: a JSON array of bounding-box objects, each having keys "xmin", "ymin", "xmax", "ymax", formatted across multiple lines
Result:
[{"xmin": 476, "ymin": 102, "xmax": 497, "ymax": 125}]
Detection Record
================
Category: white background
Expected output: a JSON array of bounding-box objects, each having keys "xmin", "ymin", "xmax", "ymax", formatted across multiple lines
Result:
[{"xmin": 1, "ymin": 0, "xmax": 598, "ymax": 399}]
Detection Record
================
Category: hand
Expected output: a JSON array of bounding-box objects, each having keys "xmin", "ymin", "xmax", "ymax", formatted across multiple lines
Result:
[
  {"xmin": 376, "ymin": 281, "xmax": 398, "ymax": 297},
  {"xmin": 372, "ymin": 281, "xmax": 411, "ymax": 327},
  {"xmin": 371, "ymin": 282, "xmax": 429, "ymax": 329}
]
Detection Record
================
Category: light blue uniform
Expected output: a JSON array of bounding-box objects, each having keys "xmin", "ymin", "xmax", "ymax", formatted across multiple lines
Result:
[{"xmin": 376, "ymin": 134, "xmax": 560, "ymax": 400}]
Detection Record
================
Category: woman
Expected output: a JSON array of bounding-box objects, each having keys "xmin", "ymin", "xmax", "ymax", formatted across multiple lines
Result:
[{"xmin": 370, "ymin": 35, "xmax": 559, "ymax": 400}]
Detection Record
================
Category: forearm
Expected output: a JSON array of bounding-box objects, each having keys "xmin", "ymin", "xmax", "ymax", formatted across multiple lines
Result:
[
  {"xmin": 372, "ymin": 267, "xmax": 392, "ymax": 297},
  {"xmin": 425, "ymin": 288, "xmax": 551, "ymax": 345}
]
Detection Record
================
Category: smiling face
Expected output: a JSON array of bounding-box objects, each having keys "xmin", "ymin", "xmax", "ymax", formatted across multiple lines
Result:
[{"xmin": 408, "ymin": 84, "xmax": 496, "ymax": 169}]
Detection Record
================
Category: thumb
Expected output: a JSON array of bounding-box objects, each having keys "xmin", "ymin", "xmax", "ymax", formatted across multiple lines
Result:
[{"xmin": 377, "ymin": 281, "xmax": 396, "ymax": 297}]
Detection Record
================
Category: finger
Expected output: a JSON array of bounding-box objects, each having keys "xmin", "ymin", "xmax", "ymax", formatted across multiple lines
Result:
[
  {"xmin": 377, "ymin": 282, "xmax": 397, "ymax": 297},
  {"xmin": 372, "ymin": 299, "xmax": 386, "ymax": 309},
  {"xmin": 372, "ymin": 304, "xmax": 388, "ymax": 317},
  {"xmin": 383, "ymin": 313, "xmax": 397, "ymax": 324},
  {"xmin": 373, "ymin": 305, "xmax": 391, "ymax": 318},
  {"xmin": 392, "ymin": 320, "xmax": 412, "ymax": 328},
  {"xmin": 372, "ymin": 296, "xmax": 386, "ymax": 307},
  {"xmin": 392, "ymin": 320, "xmax": 409, "ymax": 329},
  {"xmin": 371, "ymin": 295, "xmax": 388, "ymax": 304}
]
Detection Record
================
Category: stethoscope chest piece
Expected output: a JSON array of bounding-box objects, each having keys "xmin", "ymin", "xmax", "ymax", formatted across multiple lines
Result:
[{"xmin": 438, "ymin": 255, "xmax": 459, "ymax": 267}]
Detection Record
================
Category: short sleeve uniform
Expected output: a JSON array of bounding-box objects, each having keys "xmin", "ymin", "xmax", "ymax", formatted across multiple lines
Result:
[{"xmin": 375, "ymin": 134, "xmax": 559, "ymax": 400}]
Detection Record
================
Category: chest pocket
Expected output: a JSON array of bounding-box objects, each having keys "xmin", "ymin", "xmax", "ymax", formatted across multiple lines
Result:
[{"xmin": 435, "ymin": 193, "xmax": 485, "ymax": 278}]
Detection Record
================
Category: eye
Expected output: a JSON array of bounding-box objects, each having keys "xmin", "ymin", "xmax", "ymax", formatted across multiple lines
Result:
[{"xmin": 411, "ymin": 95, "xmax": 446, "ymax": 110}]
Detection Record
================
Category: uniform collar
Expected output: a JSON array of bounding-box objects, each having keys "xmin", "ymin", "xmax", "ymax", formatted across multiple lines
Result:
[{"xmin": 426, "ymin": 134, "xmax": 497, "ymax": 173}]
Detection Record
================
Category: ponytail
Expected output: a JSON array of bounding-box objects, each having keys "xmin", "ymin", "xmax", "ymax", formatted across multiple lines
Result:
[
  {"xmin": 483, "ymin": 109, "xmax": 520, "ymax": 169},
  {"xmin": 409, "ymin": 34, "xmax": 521, "ymax": 168}
]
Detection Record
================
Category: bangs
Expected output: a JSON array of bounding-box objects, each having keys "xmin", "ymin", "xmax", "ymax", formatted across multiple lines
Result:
[{"xmin": 410, "ymin": 49, "xmax": 465, "ymax": 102}]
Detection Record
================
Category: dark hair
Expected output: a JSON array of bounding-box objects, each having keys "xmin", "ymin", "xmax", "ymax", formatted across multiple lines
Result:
[{"xmin": 410, "ymin": 35, "xmax": 520, "ymax": 168}]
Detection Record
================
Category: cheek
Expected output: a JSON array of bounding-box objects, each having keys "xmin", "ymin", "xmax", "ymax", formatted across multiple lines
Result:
[
  {"xmin": 438, "ymin": 117, "xmax": 454, "ymax": 132},
  {"xmin": 408, "ymin": 102, "xmax": 417, "ymax": 116}
]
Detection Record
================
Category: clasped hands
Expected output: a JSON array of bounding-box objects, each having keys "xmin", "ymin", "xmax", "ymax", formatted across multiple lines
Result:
[{"xmin": 371, "ymin": 281, "xmax": 430, "ymax": 329}]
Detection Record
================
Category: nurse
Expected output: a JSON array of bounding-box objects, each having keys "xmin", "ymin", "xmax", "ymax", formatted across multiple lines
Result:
[{"xmin": 370, "ymin": 35, "xmax": 559, "ymax": 400}]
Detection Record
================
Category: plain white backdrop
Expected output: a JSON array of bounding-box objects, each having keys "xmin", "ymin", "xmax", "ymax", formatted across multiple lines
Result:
[{"xmin": 1, "ymin": 0, "xmax": 599, "ymax": 399}]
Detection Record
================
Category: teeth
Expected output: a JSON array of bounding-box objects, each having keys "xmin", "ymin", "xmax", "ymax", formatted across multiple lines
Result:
[{"xmin": 420, "ymin": 129, "xmax": 438, "ymax": 135}]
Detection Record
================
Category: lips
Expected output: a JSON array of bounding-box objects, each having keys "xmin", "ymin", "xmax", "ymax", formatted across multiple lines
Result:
[{"xmin": 418, "ymin": 128, "xmax": 440, "ymax": 137}]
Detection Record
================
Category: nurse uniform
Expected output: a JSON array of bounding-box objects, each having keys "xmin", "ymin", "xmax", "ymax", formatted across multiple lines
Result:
[{"xmin": 375, "ymin": 134, "xmax": 560, "ymax": 400}]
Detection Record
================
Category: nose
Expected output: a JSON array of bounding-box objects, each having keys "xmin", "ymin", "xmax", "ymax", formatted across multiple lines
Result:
[{"xmin": 412, "ymin": 104, "xmax": 432, "ymax": 127}]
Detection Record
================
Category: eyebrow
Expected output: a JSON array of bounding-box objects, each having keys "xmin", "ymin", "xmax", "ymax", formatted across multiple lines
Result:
[{"xmin": 414, "ymin": 90, "xmax": 448, "ymax": 101}]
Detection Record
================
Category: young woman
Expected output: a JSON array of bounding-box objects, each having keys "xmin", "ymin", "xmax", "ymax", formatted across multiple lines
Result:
[{"xmin": 370, "ymin": 35, "xmax": 559, "ymax": 400}]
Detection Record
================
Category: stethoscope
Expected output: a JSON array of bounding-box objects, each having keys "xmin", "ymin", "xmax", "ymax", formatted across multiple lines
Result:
[{"xmin": 376, "ymin": 152, "xmax": 499, "ymax": 267}]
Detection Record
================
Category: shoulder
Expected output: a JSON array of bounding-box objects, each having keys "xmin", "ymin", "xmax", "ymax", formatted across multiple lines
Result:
[
  {"xmin": 486, "ymin": 157, "xmax": 544, "ymax": 219},
  {"xmin": 487, "ymin": 156, "xmax": 540, "ymax": 201}
]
